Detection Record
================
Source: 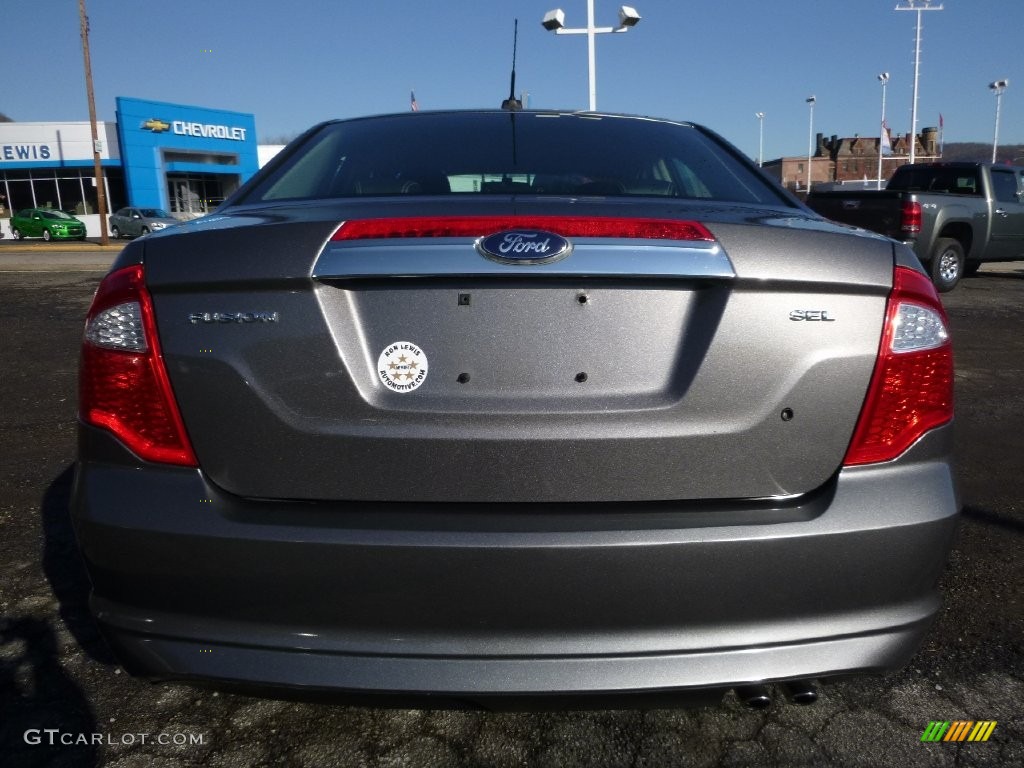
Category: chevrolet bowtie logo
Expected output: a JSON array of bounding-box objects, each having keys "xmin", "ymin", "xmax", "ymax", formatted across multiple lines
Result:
[{"xmin": 142, "ymin": 118, "xmax": 170, "ymax": 133}]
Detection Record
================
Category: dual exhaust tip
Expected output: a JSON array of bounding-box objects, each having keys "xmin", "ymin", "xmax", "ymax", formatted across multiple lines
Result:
[{"xmin": 734, "ymin": 680, "xmax": 818, "ymax": 709}]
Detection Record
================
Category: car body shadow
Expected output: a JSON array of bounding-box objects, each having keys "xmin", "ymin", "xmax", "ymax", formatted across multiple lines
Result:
[
  {"xmin": 961, "ymin": 504, "xmax": 1024, "ymax": 533},
  {"xmin": 41, "ymin": 464, "xmax": 115, "ymax": 665},
  {"xmin": 0, "ymin": 615, "xmax": 100, "ymax": 766},
  {"xmin": 0, "ymin": 464, "xmax": 111, "ymax": 763},
  {"xmin": 4, "ymin": 465, "xmax": 105, "ymax": 767}
]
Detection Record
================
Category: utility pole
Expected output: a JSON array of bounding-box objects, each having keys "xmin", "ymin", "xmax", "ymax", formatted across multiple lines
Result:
[
  {"xmin": 895, "ymin": 1, "xmax": 943, "ymax": 165},
  {"xmin": 79, "ymin": 0, "xmax": 109, "ymax": 245}
]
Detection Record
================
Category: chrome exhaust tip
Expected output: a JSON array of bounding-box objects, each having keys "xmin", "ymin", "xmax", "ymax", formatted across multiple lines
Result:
[
  {"xmin": 780, "ymin": 680, "xmax": 818, "ymax": 705},
  {"xmin": 734, "ymin": 685, "xmax": 772, "ymax": 709}
]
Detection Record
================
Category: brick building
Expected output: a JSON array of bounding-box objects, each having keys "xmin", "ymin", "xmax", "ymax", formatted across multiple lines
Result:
[{"xmin": 762, "ymin": 127, "xmax": 940, "ymax": 193}]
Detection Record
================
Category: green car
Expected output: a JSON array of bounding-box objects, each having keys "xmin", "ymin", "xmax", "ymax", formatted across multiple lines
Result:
[{"xmin": 10, "ymin": 208, "xmax": 87, "ymax": 241}]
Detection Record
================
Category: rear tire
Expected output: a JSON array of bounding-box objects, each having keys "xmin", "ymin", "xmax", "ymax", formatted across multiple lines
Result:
[
  {"xmin": 929, "ymin": 238, "xmax": 964, "ymax": 292},
  {"xmin": 111, "ymin": 226, "xmax": 121, "ymax": 239},
  {"xmin": 11, "ymin": 228, "xmax": 22, "ymax": 240}
]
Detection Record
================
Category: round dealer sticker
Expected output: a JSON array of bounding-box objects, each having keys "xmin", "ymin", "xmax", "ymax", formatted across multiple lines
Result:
[{"xmin": 377, "ymin": 341, "xmax": 429, "ymax": 393}]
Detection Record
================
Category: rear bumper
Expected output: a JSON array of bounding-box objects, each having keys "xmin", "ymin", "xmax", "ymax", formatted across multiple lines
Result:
[{"xmin": 72, "ymin": 426, "xmax": 959, "ymax": 698}]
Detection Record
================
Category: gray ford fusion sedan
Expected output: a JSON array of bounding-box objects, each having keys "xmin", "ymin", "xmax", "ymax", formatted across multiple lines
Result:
[{"xmin": 73, "ymin": 110, "xmax": 959, "ymax": 708}]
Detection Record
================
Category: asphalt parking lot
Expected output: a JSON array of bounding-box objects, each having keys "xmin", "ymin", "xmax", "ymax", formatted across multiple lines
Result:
[{"xmin": 1, "ymin": 250, "xmax": 1021, "ymax": 767}]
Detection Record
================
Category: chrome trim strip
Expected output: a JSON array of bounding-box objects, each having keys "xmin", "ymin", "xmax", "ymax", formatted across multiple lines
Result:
[{"xmin": 312, "ymin": 240, "xmax": 735, "ymax": 280}]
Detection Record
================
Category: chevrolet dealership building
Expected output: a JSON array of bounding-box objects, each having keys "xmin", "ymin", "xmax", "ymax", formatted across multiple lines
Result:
[{"xmin": 0, "ymin": 97, "xmax": 261, "ymax": 237}]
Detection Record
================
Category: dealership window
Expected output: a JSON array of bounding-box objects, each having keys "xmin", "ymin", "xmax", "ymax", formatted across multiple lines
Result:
[
  {"xmin": 57, "ymin": 177, "xmax": 86, "ymax": 213},
  {"xmin": 0, "ymin": 168, "xmax": 125, "ymax": 215},
  {"xmin": 33, "ymin": 177, "xmax": 59, "ymax": 209},
  {"xmin": 1, "ymin": 177, "xmax": 31, "ymax": 216},
  {"xmin": 166, "ymin": 172, "xmax": 239, "ymax": 215}
]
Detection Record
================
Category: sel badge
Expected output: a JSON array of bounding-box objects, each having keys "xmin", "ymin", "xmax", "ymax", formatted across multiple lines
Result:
[{"xmin": 378, "ymin": 341, "xmax": 428, "ymax": 393}]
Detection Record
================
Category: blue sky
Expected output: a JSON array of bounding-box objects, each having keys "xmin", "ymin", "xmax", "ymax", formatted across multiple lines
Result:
[{"xmin": 5, "ymin": 1, "xmax": 1022, "ymax": 161}]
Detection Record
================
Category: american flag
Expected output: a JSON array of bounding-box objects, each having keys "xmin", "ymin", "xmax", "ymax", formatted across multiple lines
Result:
[{"xmin": 410, "ymin": 90, "xmax": 419, "ymax": 112}]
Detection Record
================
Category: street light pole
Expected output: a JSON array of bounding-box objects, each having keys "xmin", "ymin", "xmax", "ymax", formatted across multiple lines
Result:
[
  {"xmin": 989, "ymin": 79, "xmax": 1009, "ymax": 164},
  {"xmin": 542, "ymin": 3, "xmax": 641, "ymax": 112},
  {"xmin": 586, "ymin": 0, "xmax": 597, "ymax": 112},
  {"xmin": 78, "ymin": 0, "xmax": 109, "ymax": 245},
  {"xmin": 806, "ymin": 96, "xmax": 816, "ymax": 194},
  {"xmin": 895, "ymin": 1, "xmax": 943, "ymax": 165},
  {"xmin": 877, "ymin": 73, "xmax": 890, "ymax": 190},
  {"xmin": 755, "ymin": 112, "xmax": 765, "ymax": 167}
]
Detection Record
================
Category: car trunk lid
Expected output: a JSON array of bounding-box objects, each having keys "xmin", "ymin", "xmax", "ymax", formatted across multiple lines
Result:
[{"xmin": 145, "ymin": 200, "xmax": 893, "ymax": 503}]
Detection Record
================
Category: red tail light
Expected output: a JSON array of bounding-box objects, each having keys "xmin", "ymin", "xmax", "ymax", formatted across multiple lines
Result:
[
  {"xmin": 331, "ymin": 216, "xmax": 714, "ymax": 242},
  {"xmin": 844, "ymin": 266, "xmax": 953, "ymax": 466},
  {"xmin": 901, "ymin": 200, "xmax": 922, "ymax": 236},
  {"xmin": 79, "ymin": 265, "xmax": 197, "ymax": 466}
]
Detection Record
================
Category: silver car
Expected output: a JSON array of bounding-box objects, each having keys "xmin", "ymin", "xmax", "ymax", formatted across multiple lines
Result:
[
  {"xmin": 108, "ymin": 206, "xmax": 178, "ymax": 238},
  {"xmin": 73, "ymin": 111, "xmax": 959, "ymax": 708}
]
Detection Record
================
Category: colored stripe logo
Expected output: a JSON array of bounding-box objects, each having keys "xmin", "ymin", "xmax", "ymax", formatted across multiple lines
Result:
[{"xmin": 921, "ymin": 721, "xmax": 997, "ymax": 742}]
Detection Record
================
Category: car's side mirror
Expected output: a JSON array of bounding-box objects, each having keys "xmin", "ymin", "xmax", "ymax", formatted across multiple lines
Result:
[{"xmin": 132, "ymin": 214, "xmax": 141, "ymax": 219}]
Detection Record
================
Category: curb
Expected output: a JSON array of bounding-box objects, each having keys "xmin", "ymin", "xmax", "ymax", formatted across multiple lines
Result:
[{"xmin": 0, "ymin": 240, "xmax": 124, "ymax": 253}]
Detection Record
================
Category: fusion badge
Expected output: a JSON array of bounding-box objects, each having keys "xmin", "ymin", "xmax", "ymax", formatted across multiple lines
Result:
[
  {"xmin": 378, "ymin": 341, "xmax": 429, "ymax": 393},
  {"xmin": 188, "ymin": 311, "xmax": 278, "ymax": 324},
  {"xmin": 476, "ymin": 230, "xmax": 572, "ymax": 265}
]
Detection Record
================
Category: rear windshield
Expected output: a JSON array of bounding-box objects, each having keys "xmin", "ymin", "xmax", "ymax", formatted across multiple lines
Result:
[
  {"xmin": 888, "ymin": 166, "xmax": 982, "ymax": 195},
  {"xmin": 239, "ymin": 112, "xmax": 788, "ymax": 207}
]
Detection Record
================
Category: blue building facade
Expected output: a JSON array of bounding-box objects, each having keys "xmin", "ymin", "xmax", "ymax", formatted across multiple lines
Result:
[{"xmin": 116, "ymin": 97, "xmax": 258, "ymax": 214}]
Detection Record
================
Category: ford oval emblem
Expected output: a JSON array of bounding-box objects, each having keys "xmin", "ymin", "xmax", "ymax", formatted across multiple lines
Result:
[{"xmin": 476, "ymin": 230, "xmax": 572, "ymax": 265}]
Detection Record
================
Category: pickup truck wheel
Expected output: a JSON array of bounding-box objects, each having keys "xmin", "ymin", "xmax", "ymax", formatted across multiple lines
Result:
[{"xmin": 929, "ymin": 238, "xmax": 964, "ymax": 292}]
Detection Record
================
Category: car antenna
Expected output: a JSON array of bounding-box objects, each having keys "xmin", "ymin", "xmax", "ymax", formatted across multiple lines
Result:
[{"xmin": 501, "ymin": 19, "xmax": 523, "ymax": 111}]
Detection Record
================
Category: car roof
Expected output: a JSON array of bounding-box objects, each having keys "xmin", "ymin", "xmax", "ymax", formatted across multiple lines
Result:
[{"xmin": 315, "ymin": 109, "xmax": 699, "ymax": 131}]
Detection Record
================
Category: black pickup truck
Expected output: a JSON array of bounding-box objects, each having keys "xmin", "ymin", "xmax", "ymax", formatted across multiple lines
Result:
[{"xmin": 807, "ymin": 162, "xmax": 1024, "ymax": 290}]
